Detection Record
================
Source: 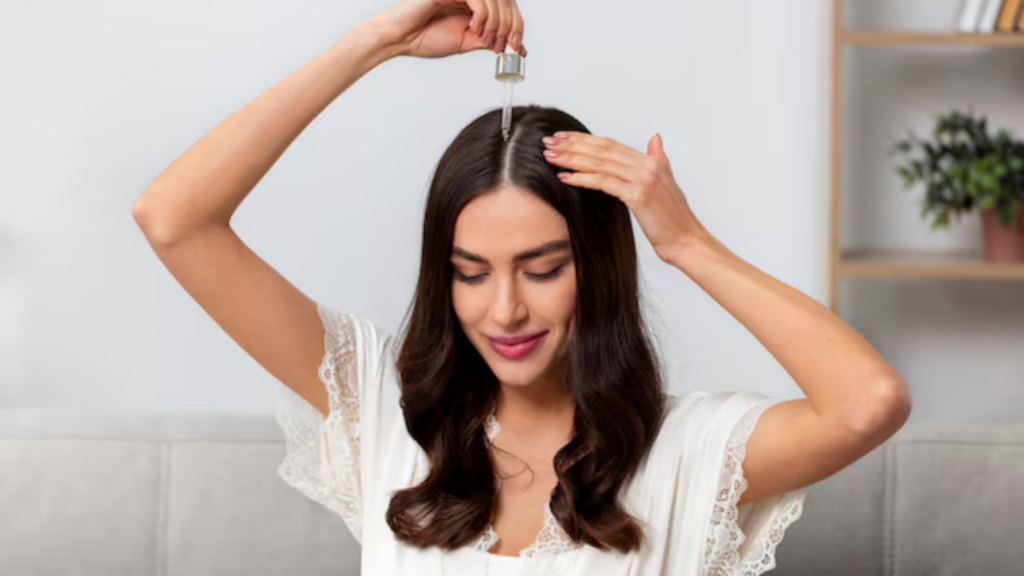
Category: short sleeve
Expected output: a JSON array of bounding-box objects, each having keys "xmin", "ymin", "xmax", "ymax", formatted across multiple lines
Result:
[
  {"xmin": 697, "ymin": 391, "xmax": 808, "ymax": 576},
  {"xmin": 273, "ymin": 302, "xmax": 391, "ymax": 546}
]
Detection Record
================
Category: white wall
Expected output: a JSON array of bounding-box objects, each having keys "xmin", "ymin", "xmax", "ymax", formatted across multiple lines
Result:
[{"xmin": 9, "ymin": 0, "xmax": 995, "ymax": 422}]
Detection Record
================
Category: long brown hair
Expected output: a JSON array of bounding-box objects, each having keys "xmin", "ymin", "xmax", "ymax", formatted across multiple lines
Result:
[{"xmin": 385, "ymin": 105, "xmax": 667, "ymax": 553}]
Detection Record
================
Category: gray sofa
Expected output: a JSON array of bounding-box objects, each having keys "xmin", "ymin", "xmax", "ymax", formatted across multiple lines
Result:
[{"xmin": 2, "ymin": 408, "xmax": 1022, "ymax": 575}]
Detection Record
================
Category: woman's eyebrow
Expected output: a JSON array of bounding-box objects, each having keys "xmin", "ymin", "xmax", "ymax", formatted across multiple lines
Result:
[{"xmin": 451, "ymin": 239, "xmax": 571, "ymax": 265}]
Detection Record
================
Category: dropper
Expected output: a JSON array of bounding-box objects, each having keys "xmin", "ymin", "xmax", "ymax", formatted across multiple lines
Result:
[{"xmin": 495, "ymin": 42, "xmax": 525, "ymax": 141}]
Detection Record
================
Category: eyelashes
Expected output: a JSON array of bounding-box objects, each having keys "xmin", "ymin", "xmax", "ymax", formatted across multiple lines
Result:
[{"xmin": 455, "ymin": 264, "xmax": 566, "ymax": 285}]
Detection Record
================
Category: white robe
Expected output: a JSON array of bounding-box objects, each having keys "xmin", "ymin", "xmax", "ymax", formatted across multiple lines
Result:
[{"xmin": 274, "ymin": 303, "xmax": 808, "ymax": 576}]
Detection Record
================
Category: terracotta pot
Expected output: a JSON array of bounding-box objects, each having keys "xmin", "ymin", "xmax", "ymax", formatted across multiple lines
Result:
[{"xmin": 980, "ymin": 205, "xmax": 1024, "ymax": 262}]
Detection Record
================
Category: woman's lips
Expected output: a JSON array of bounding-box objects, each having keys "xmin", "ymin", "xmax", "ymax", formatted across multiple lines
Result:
[{"xmin": 488, "ymin": 331, "xmax": 548, "ymax": 359}]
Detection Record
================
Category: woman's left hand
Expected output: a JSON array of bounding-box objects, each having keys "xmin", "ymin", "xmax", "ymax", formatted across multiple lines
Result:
[{"xmin": 542, "ymin": 131, "xmax": 708, "ymax": 262}]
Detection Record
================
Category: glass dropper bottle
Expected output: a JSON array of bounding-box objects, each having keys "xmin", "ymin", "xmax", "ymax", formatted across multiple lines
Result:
[{"xmin": 495, "ymin": 42, "xmax": 525, "ymax": 141}]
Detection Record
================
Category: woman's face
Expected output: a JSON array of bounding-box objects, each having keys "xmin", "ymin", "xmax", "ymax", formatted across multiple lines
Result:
[{"xmin": 450, "ymin": 185, "xmax": 576, "ymax": 388}]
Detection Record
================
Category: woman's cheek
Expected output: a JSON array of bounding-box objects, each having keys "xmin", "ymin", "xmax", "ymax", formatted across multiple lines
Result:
[
  {"xmin": 450, "ymin": 282, "xmax": 468, "ymax": 320},
  {"xmin": 451, "ymin": 282, "xmax": 484, "ymax": 323},
  {"xmin": 554, "ymin": 269, "xmax": 577, "ymax": 318}
]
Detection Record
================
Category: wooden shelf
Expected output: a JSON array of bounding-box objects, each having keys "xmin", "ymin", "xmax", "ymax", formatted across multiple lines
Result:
[
  {"xmin": 841, "ymin": 31, "xmax": 1024, "ymax": 47},
  {"xmin": 840, "ymin": 248, "xmax": 1024, "ymax": 280},
  {"xmin": 827, "ymin": 0, "xmax": 1024, "ymax": 310}
]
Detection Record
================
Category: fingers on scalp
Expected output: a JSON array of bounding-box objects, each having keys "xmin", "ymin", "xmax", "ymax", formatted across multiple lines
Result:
[
  {"xmin": 569, "ymin": 134, "xmax": 610, "ymax": 152},
  {"xmin": 589, "ymin": 155, "xmax": 610, "ymax": 169},
  {"xmin": 637, "ymin": 165, "xmax": 657, "ymax": 186},
  {"xmin": 644, "ymin": 156, "xmax": 664, "ymax": 173}
]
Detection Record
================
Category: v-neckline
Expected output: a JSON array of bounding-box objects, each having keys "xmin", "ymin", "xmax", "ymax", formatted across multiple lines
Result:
[{"xmin": 472, "ymin": 401, "xmax": 581, "ymax": 560}]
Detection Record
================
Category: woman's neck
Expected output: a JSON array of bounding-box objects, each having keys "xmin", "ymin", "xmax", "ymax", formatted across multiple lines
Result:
[{"xmin": 493, "ymin": 375, "xmax": 575, "ymax": 439}]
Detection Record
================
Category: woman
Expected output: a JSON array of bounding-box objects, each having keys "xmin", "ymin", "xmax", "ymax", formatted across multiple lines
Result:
[{"xmin": 132, "ymin": 0, "xmax": 912, "ymax": 574}]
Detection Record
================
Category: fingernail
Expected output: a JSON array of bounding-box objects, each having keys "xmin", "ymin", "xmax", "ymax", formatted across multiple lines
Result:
[
  {"xmin": 497, "ymin": 36, "xmax": 506, "ymax": 52},
  {"xmin": 542, "ymin": 136, "xmax": 557, "ymax": 146},
  {"xmin": 512, "ymin": 33, "xmax": 520, "ymax": 51},
  {"xmin": 555, "ymin": 132, "xmax": 569, "ymax": 139}
]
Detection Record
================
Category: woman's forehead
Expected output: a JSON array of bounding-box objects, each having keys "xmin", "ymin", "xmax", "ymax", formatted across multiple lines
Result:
[
  {"xmin": 456, "ymin": 187, "xmax": 566, "ymax": 231},
  {"xmin": 453, "ymin": 188, "xmax": 569, "ymax": 260}
]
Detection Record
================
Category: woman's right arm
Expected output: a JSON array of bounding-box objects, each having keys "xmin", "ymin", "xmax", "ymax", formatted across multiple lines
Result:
[
  {"xmin": 132, "ymin": 18, "xmax": 404, "ymax": 418},
  {"xmin": 132, "ymin": 19, "xmax": 402, "ymax": 241}
]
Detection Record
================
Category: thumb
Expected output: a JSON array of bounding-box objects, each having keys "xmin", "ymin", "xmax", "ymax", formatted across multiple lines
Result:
[
  {"xmin": 647, "ymin": 133, "xmax": 671, "ymax": 166},
  {"xmin": 452, "ymin": 12, "xmax": 500, "ymax": 53},
  {"xmin": 467, "ymin": 34, "xmax": 492, "ymax": 51},
  {"xmin": 464, "ymin": 20, "xmax": 495, "ymax": 52}
]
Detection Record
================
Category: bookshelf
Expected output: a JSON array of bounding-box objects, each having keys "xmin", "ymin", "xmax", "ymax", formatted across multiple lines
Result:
[
  {"xmin": 828, "ymin": 0, "xmax": 1024, "ymax": 312},
  {"xmin": 842, "ymin": 31, "xmax": 1024, "ymax": 46}
]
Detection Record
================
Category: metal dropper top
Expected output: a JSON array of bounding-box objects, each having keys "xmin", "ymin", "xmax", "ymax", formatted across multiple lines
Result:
[
  {"xmin": 495, "ymin": 41, "xmax": 526, "ymax": 83},
  {"xmin": 496, "ymin": 42, "xmax": 525, "ymax": 141}
]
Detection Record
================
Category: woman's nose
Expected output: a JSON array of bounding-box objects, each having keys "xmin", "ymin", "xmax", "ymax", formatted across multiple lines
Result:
[{"xmin": 492, "ymin": 281, "xmax": 527, "ymax": 326}]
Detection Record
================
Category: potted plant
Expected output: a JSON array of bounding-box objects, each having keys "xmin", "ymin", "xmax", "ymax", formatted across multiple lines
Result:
[{"xmin": 891, "ymin": 108, "xmax": 1024, "ymax": 262}]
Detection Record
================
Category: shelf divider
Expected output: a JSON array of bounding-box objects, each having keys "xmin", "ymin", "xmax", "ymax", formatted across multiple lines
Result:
[
  {"xmin": 840, "ymin": 248, "xmax": 1024, "ymax": 280},
  {"xmin": 841, "ymin": 31, "xmax": 1024, "ymax": 47}
]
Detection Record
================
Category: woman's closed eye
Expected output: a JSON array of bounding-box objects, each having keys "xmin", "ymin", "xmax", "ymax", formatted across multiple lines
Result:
[{"xmin": 455, "ymin": 264, "xmax": 566, "ymax": 285}]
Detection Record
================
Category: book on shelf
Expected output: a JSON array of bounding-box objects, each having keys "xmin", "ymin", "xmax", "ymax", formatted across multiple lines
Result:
[
  {"xmin": 978, "ymin": 0, "xmax": 1003, "ymax": 32},
  {"xmin": 996, "ymin": 0, "xmax": 1024, "ymax": 31},
  {"xmin": 958, "ymin": 0, "xmax": 988, "ymax": 31},
  {"xmin": 958, "ymin": 0, "xmax": 1024, "ymax": 32}
]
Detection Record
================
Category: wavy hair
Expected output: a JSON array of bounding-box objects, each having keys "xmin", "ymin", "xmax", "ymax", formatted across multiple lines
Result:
[{"xmin": 385, "ymin": 105, "xmax": 667, "ymax": 553}]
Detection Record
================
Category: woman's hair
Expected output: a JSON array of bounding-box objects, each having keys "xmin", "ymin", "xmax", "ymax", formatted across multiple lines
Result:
[{"xmin": 385, "ymin": 105, "xmax": 667, "ymax": 553}]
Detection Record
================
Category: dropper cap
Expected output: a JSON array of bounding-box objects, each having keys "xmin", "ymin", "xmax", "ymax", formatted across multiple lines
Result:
[{"xmin": 495, "ymin": 42, "xmax": 525, "ymax": 83}]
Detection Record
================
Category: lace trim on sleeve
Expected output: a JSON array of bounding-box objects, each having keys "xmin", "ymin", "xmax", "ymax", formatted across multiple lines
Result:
[
  {"xmin": 702, "ymin": 400, "xmax": 807, "ymax": 576},
  {"xmin": 274, "ymin": 306, "xmax": 363, "ymax": 541}
]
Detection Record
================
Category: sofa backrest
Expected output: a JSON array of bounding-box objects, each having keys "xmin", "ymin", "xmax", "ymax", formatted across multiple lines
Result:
[
  {"xmin": 0, "ymin": 411, "xmax": 360, "ymax": 576},
  {"xmin": 2, "ymin": 412, "xmax": 1022, "ymax": 576},
  {"xmin": 775, "ymin": 419, "xmax": 1024, "ymax": 576}
]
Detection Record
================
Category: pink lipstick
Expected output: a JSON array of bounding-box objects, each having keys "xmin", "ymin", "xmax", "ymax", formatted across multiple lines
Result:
[{"xmin": 487, "ymin": 330, "xmax": 548, "ymax": 359}]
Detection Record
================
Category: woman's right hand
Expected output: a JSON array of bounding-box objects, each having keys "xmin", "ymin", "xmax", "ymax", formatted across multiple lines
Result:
[{"xmin": 373, "ymin": 0, "xmax": 527, "ymax": 59}]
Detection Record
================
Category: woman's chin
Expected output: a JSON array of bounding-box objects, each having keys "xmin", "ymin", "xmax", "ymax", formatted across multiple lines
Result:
[{"xmin": 489, "ymin": 364, "xmax": 541, "ymax": 386}]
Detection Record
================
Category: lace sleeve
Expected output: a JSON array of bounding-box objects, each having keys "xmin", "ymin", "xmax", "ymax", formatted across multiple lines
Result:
[
  {"xmin": 702, "ymin": 397, "xmax": 808, "ymax": 576},
  {"xmin": 274, "ymin": 303, "xmax": 365, "ymax": 544}
]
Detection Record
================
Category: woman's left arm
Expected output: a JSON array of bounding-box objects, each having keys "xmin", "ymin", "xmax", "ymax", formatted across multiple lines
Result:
[
  {"xmin": 662, "ymin": 223, "xmax": 913, "ymax": 506},
  {"xmin": 543, "ymin": 129, "xmax": 911, "ymax": 504},
  {"xmin": 664, "ymin": 228, "xmax": 911, "ymax": 432},
  {"xmin": 542, "ymin": 129, "xmax": 911, "ymax": 430}
]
